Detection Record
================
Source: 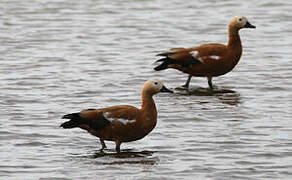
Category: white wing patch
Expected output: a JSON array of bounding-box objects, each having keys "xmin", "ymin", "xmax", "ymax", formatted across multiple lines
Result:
[
  {"xmin": 191, "ymin": 50, "xmax": 198, "ymax": 57},
  {"xmin": 209, "ymin": 55, "xmax": 220, "ymax": 60},
  {"xmin": 191, "ymin": 51, "xmax": 204, "ymax": 63},
  {"xmin": 103, "ymin": 112, "xmax": 136, "ymax": 125}
]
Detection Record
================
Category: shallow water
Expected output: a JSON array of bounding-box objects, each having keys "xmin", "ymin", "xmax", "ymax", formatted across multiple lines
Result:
[{"xmin": 1, "ymin": 0, "xmax": 292, "ymax": 179}]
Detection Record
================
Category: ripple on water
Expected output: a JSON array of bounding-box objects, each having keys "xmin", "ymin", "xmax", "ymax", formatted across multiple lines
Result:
[{"xmin": 0, "ymin": 0, "xmax": 292, "ymax": 179}]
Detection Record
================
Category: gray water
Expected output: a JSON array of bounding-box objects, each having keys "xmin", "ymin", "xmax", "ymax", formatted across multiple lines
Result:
[{"xmin": 1, "ymin": 0, "xmax": 292, "ymax": 179}]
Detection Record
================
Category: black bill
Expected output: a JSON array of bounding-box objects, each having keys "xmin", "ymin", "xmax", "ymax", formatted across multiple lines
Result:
[
  {"xmin": 244, "ymin": 21, "xmax": 256, "ymax": 28},
  {"xmin": 160, "ymin": 85, "xmax": 174, "ymax": 93}
]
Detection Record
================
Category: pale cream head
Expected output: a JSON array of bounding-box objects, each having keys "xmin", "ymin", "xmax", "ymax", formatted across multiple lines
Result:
[
  {"xmin": 142, "ymin": 79, "xmax": 173, "ymax": 95},
  {"xmin": 229, "ymin": 16, "xmax": 256, "ymax": 30}
]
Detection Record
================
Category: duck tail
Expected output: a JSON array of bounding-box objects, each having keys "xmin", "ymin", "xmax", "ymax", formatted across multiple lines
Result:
[
  {"xmin": 60, "ymin": 113, "xmax": 82, "ymax": 129},
  {"xmin": 154, "ymin": 57, "xmax": 173, "ymax": 71}
]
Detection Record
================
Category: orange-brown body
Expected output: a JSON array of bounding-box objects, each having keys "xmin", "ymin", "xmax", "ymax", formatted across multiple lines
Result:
[
  {"xmin": 79, "ymin": 100, "xmax": 157, "ymax": 143},
  {"xmin": 60, "ymin": 80, "xmax": 172, "ymax": 153},
  {"xmin": 154, "ymin": 16, "xmax": 255, "ymax": 89},
  {"xmin": 168, "ymin": 42, "xmax": 242, "ymax": 77}
]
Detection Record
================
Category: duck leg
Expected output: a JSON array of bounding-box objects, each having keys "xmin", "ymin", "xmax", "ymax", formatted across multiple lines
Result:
[
  {"xmin": 100, "ymin": 138, "xmax": 107, "ymax": 150},
  {"xmin": 182, "ymin": 75, "xmax": 192, "ymax": 89},
  {"xmin": 115, "ymin": 140, "xmax": 121, "ymax": 153},
  {"xmin": 207, "ymin": 76, "xmax": 213, "ymax": 90}
]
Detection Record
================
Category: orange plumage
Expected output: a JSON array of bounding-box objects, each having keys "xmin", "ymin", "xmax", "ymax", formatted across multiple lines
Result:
[
  {"xmin": 154, "ymin": 16, "xmax": 256, "ymax": 89},
  {"xmin": 60, "ymin": 80, "xmax": 173, "ymax": 153}
]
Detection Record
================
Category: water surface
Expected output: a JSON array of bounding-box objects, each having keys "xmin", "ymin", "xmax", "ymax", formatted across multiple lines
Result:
[{"xmin": 0, "ymin": 0, "xmax": 292, "ymax": 179}]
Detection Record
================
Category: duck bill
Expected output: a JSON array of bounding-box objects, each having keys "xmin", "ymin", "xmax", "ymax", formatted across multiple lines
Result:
[
  {"xmin": 160, "ymin": 85, "xmax": 173, "ymax": 93},
  {"xmin": 244, "ymin": 21, "xmax": 256, "ymax": 28}
]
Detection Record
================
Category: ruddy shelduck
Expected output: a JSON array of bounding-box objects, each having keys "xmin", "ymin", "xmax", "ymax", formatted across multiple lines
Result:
[
  {"xmin": 60, "ymin": 80, "xmax": 173, "ymax": 153},
  {"xmin": 154, "ymin": 16, "xmax": 256, "ymax": 90}
]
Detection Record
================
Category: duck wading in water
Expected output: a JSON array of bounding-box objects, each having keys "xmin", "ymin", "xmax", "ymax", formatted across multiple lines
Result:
[
  {"xmin": 154, "ymin": 16, "xmax": 256, "ymax": 90},
  {"xmin": 60, "ymin": 80, "xmax": 173, "ymax": 153}
]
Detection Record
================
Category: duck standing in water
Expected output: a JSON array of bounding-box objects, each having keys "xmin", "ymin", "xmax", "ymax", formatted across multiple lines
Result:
[
  {"xmin": 154, "ymin": 16, "xmax": 256, "ymax": 90},
  {"xmin": 60, "ymin": 80, "xmax": 173, "ymax": 153}
]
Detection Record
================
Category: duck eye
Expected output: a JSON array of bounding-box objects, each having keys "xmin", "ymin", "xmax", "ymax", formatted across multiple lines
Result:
[
  {"xmin": 154, "ymin": 82, "xmax": 158, "ymax": 85},
  {"xmin": 239, "ymin": 18, "xmax": 242, "ymax": 22}
]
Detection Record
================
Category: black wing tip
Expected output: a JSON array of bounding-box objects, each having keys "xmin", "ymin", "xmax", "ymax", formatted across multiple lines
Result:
[
  {"xmin": 156, "ymin": 52, "xmax": 177, "ymax": 57},
  {"xmin": 62, "ymin": 113, "xmax": 79, "ymax": 119},
  {"xmin": 60, "ymin": 111, "xmax": 111, "ymax": 131},
  {"xmin": 60, "ymin": 113, "xmax": 82, "ymax": 128},
  {"xmin": 156, "ymin": 53, "xmax": 167, "ymax": 57},
  {"xmin": 61, "ymin": 115, "xmax": 69, "ymax": 119},
  {"xmin": 60, "ymin": 120, "xmax": 79, "ymax": 129},
  {"xmin": 155, "ymin": 59, "xmax": 165, "ymax": 63},
  {"xmin": 154, "ymin": 66, "xmax": 166, "ymax": 71},
  {"xmin": 154, "ymin": 58, "xmax": 170, "ymax": 71}
]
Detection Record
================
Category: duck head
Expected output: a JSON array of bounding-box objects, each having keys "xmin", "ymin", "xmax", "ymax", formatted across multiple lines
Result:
[
  {"xmin": 230, "ymin": 16, "xmax": 256, "ymax": 30},
  {"xmin": 143, "ymin": 79, "xmax": 173, "ymax": 96}
]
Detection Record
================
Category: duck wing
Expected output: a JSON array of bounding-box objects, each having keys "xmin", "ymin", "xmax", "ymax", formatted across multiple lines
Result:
[
  {"xmin": 154, "ymin": 47, "xmax": 203, "ymax": 71},
  {"xmin": 60, "ymin": 105, "xmax": 140, "ymax": 131}
]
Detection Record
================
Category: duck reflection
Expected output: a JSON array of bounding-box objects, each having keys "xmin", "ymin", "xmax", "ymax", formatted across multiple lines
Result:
[
  {"xmin": 89, "ymin": 149, "xmax": 158, "ymax": 165},
  {"xmin": 176, "ymin": 86, "xmax": 241, "ymax": 106},
  {"xmin": 92, "ymin": 149, "xmax": 155, "ymax": 158},
  {"xmin": 215, "ymin": 90, "xmax": 241, "ymax": 106}
]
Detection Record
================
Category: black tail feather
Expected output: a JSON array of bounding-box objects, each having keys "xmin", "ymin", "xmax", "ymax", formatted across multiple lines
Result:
[
  {"xmin": 62, "ymin": 113, "xmax": 80, "ymax": 120},
  {"xmin": 154, "ymin": 57, "xmax": 173, "ymax": 71},
  {"xmin": 60, "ymin": 113, "xmax": 82, "ymax": 129},
  {"xmin": 154, "ymin": 56, "xmax": 203, "ymax": 71},
  {"xmin": 60, "ymin": 112, "xmax": 111, "ymax": 130},
  {"xmin": 60, "ymin": 120, "xmax": 80, "ymax": 128},
  {"xmin": 156, "ymin": 52, "xmax": 176, "ymax": 57}
]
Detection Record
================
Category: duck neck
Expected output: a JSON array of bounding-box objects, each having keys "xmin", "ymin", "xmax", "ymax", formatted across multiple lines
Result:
[
  {"xmin": 141, "ymin": 92, "xmax": 157, "ymax": 116},
  {"xmin": 227, "ymin": 26, "xmax": 242, "ymax": 49}
]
